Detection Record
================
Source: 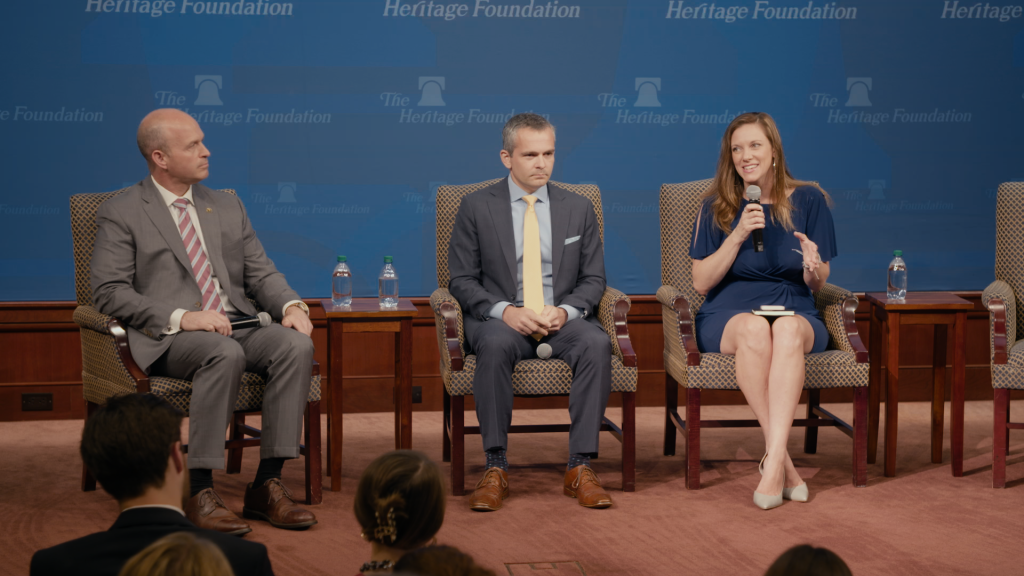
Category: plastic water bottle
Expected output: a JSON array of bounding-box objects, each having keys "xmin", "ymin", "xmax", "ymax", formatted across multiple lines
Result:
[
  {"xmin": 887, "ymin": 250, "xmax": 907, "ymax": 301},
  {"xmin": 331, "ymin": 256, "xmax": 352, "ymax": 307},
  {"xmin": 378, "ymin": 256, "xmax": 399, "ymax": 309}
]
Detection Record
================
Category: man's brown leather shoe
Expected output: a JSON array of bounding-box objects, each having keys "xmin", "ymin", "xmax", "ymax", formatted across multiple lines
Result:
[
  {"xmin": 242, "ymin": 478, "xmax": 317, "ymax": 530},
  {"xmin": 469, "ymin": 467, "xmax": 508, "ymax": 512},
  {"xmin": 185, "ymin": 488, "xmax": 252, "ymax": 536},
  {"xmin": 563, "ymin": 465, "xmax": 612, "ymax": 509}
]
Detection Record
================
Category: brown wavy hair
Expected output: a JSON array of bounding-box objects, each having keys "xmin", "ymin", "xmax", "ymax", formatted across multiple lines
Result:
[
  {"xmin": 706, "ymin": 112, "xmax": 829, "ymax": 234},
  {"xmin": 118, "ymin": 533, "xmax": 234, "ymax": 576},
  {"xmin": 354, "ymin": 450, "xmax": 446, "ymax": 550}
]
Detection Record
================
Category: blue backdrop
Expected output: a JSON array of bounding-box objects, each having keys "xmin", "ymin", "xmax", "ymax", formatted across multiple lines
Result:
[{"xmin": 1, "ymin": 0, "xmax": 1020, "ymax": 300}]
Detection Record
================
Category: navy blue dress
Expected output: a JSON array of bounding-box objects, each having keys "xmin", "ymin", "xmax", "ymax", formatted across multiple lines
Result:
[{"xmin": 689, "ymin": 186, "xmax": 838, "ymax": 354}]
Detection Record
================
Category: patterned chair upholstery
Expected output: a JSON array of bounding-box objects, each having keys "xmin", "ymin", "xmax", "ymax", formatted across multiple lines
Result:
[
  {"xmin": 982, "ymin": 181, "xmax": 1024, "ymax": 488},
  {"xmin": 70, "ymin": 188, "xmax": 323, "ymax": 504},
  {"xmin": 430, "ymin": 179, "xmax": 638, "ymax": 495},
  {"xmin": 658, "ymin": 180, "xmax": 869, "ymax": 489}
]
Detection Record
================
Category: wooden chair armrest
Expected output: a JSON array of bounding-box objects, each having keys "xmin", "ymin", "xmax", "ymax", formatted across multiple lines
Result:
[
  {"xmin": 656, "ymin": 285, "xmax": 701, "ymax": 366},
  {"xmin": 598, "ymin": 287, "xmax": 636, "ymax": 368},
  {"xmin": 311, "ymin": 360, "xmax": 320, "ymax": 377},
  {"xmin": 983, "ymin": 280, "xmax": 1015, "ymax": 365},
  {"xmin": 430, "ymin": 288, "xmax": 464, "ymax": 372},
  {"xmin": 842, "ymin": 295, "xmax": 869, "ymax": 363},
  {"xmin": 105, "ymin": 316, "xmax": 151, "ymax": 393}
]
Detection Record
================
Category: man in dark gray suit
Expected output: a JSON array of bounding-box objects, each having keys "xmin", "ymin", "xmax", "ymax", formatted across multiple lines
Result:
[
  {"xmin": 448, "ymin": 113, "xmax": 613, "ymax": 511},
  {"xmin": 90, "ymin": 109, "xmax": 316, "ymax": 534}
]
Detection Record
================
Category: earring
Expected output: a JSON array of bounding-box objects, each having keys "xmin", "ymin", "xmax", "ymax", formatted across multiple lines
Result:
[{"xmin": 773, "ymin": 159, "xmax": 776, "ymax": 169}]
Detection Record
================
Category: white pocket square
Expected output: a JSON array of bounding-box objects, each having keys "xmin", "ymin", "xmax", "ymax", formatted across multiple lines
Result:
[{"xmin": 564, "ymin": 235, "xmax": 581, "ymax": 245}]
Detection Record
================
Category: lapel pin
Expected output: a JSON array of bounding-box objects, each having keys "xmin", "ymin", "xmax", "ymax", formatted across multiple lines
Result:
[{"xmin": 206, "ymin": 208, "xmax": 212, "ymax": 213}]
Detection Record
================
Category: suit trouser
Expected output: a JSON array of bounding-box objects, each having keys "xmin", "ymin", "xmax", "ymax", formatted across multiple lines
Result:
[
  {"xmin": 466, "ymin": 318, "xmax": 612, "ymax": 456},
  {"xmin": 150, "ymin": 324, "xmax": 314, "ymax": 470}
]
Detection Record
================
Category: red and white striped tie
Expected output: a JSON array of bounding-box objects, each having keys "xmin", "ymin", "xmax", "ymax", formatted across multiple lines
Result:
[{"xmin": 172, "ymin": 198, "xmax": 224, "ymax": 315}]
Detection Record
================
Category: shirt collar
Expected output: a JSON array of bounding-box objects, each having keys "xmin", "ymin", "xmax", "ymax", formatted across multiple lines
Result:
[
  {"xmin": 122, "ymin": 504, "xmax": 186, "ymax": 517},
  {"xmin": 507, "ymin": 175, "xmax": 548, "ymax": 205},
  {"xmin": 152, "ymin": 176, "xmax": 194, "ymax": 208}
]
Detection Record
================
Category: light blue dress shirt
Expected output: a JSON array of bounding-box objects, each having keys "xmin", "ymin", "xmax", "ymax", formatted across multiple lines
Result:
[{"xmin": 488, "ymin": 176, "xmax": 582, "ymax": 322}]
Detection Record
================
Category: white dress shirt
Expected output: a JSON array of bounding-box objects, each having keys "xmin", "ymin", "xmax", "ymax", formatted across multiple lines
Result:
[{"xmin": 153, "ymin": 177, "xmax": 304, "ymax": 334}]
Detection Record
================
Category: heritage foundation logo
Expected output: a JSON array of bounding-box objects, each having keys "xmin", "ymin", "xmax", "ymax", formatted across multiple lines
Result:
[
  {"xmin": 601, "ymin": 78, "xmax": 741, "ymax": 126},
  {"xmin": 277, "ymin": 182, "xmax": 297, "ymax": 203},
  {"xmin": 383, "ymin": 76, "xmax": 546, "ymax": 125},
  {"xmin": 809, "ymin": 79, "xmax": 971, "ymax": 125},
  {"xmin": 153, "ymin": 76, "xmax": 330, "ymax": 126}
]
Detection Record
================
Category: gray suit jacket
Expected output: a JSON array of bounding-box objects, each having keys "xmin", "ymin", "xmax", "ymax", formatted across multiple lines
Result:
[
  {"xmin": 90, "ymin": 178, "xmax": 300, "ymax": 371},
  {"xmin": 448, "ymin": 179, "xmax": 606, "ymax": 337}
]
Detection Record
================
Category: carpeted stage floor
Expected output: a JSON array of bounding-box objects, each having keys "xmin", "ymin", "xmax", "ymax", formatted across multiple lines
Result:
[{"xmin": 2, "ymin": 401, "xmax": 1022, "ymax": 576}]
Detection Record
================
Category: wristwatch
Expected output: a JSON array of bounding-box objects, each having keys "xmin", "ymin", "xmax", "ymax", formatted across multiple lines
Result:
[{"xmin": 286, "ymin": 301, "xmax": 310, "ymax": 315}]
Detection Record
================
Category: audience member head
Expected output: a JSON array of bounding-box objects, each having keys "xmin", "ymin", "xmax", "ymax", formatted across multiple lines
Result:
[
  {"xmin": 764, "ymin": 545, "xmax": 852, "ymax": 576},
  {"xmin": 354, "ymin": 450, "xmax": 446, "ymax": 551},
  {"xmin": 118, "ymin": 532, "xmax": 234, "ymax": 576},
  {"xmin": 500, "ymin": 112, "xmax": 556, "ymax": 193},
  {"xmin": 394, "ymin": 545, "xmax": 495, "ymax": 576},
  {"xmin": 137, "ymin": 108, "xmax": 211, "ymax": 188},
  {"xmin": 80, "ymin": 393, "xmax": 187, "ymax": 506}
]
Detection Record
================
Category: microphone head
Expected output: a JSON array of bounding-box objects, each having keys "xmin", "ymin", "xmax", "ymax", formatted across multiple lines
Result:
[
  {"xmin": 745, "ymin": 185, "xmax": 762, "ymax": 202},
  {"xmin": 536, "ymin": 343, "xmax": 552, "ymax": 360},
  {"xmin": 257, "ymin": 311, "xmax": 272, "ymax": 327}
]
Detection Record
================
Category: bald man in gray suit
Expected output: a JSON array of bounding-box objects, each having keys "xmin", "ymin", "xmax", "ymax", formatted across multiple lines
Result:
[{"xmin": 91, "ymin": 109, "xmax": 316, "ymax": 535}]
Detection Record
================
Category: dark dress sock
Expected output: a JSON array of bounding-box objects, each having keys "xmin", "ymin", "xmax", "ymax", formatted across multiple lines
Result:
[
  {"xmin": 567, "ymin": 453, "xmax": 594, "ymax": 470},
  {"xmin": 485, "ymin": 447, "xmax": 508, "ymax": 472},
  {"xmin": 190, "ymin": 468, "xmax": 213, "ymax": 497},
  {"xmin": 253, "ymin": 457, "xmax": 286, "ymax": 488}
]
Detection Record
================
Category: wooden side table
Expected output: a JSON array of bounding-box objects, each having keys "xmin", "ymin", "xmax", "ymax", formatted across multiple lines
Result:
[
  {"xmin": 865, "ymin": 292, "xmax": 972, "ymax": 477},
  {"xmin": 320, "ymin": 298, "xmax": 418, "ymax": 491}
]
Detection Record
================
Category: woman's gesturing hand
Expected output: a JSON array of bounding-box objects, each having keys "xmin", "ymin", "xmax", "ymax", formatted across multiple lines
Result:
[
  {"xmin": 731, "ymin": 202, "xmax": 765, "ymax": 242},
  {"xmin": 793, "ymin": 231, "xmax": 820, "ymax": 275}
]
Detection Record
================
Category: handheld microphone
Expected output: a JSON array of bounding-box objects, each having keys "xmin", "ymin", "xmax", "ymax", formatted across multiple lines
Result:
[
  {"xmin": 536, "ymin": 343, "xmax": 552, "ymax": 360},
  {"xmin": 745, "ymin": 185, "xmax": 764, "ymax": 253},
  {"xmin": 230, "ymin": 311, "xmax": 272, "ymax": 330}
]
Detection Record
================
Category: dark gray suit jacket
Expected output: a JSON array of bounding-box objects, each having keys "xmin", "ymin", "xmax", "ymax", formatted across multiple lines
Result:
[
  {"xmin": 448, "ymin": 178, "xmax": 606, "ymax": 338},
  {"xmin": 90, "ymin": 178, "xmax": 300, "ymax": 371}
]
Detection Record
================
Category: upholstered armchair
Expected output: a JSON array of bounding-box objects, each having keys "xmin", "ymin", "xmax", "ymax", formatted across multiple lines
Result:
[
  {"xmin": 430, "ymin": 179, "xmax": 637, "ymax": 496},
  {"xmin": 70, "ymin": 188, "xmax": 323, "ymax": 504},
  {"xmin": 982, "ymin": 181, "xmax": 1024, "ymax": 488},
  {"xmin": 658, "ymin": 179, "xmax": 869, "ymax": 489}
]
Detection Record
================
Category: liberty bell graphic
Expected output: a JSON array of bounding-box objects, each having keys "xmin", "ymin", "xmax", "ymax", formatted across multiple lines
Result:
[
  {"xmin": 418, "ymin": 77, "xmax": 446, "ymax": 107},
  {"xmin": 634, "ymin": 78, "xmax": 662, "ymax": 107},
  {"xmin": 277, "ymin": 183, "xmax": 297, "ymax": 203},
  {"xmin": 194, "ymin": 75, "xmax": 224, "ymax": 106},
  {"xmin": 867, "ymin": 180, "xmax": 886, "ymax": 200},
  {"xmin": 845, "ymin": 78, "xmax": 872, "ymax": 107}
]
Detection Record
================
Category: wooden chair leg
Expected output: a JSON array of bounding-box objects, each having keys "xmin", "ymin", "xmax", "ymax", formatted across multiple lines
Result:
[
  {"xmin": 442, "ymin": 387, "xmax": 452, "ymax": 463},
  {"xmin": 994, "ymin": 388, "xmax": 1009, "ymax": 489},
  {"xmin": 685, "ymin": 388, "xmax": 701, "ymax": 490},
  {"xmin": 304, "ymin": 401, "xmax": 323, "ymax": 505},
  {"xmin": 81, "ymin": 400, "xmax": 98, "ymax": 492},
  {"xmin": 664, "ymin": 373, "xmax": 678, "ymax": 456},
  {"xmin": 622, "ymin": 391, "xmax": 636, "ymax": 492},
  {"xmin": 451, "ymin": 395, "xmax": 465, "ymax": 496},
  {"xmin": 226, "ymin": 412, "xmax": 244, "ymax": 474},
  {"xmin": 853, "ymin": 386, "xmax": 868, "ymax": 487},
  {"xmin": 804, "ymin": 389, "xmax": 820, "ymax": 454}
]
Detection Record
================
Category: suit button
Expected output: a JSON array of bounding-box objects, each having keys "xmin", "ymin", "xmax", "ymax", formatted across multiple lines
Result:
[{"xmin": 195, "ymin": 302, "xmax": 202, "ymax": 308}]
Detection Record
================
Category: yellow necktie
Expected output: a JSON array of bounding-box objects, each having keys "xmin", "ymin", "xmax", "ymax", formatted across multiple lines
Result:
[{"xmin": 522, "ymin": 195, "xmax": 544, "ymax": 339}]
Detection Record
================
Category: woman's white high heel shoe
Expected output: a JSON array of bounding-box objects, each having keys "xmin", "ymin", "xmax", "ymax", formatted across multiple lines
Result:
[
  {"xmin": 783, "ymin": 483, "xmax": 809, "ymax": 502},
  {"xmin": 754, "ymin": 452, "xmax": 783, "ymax": 510}
]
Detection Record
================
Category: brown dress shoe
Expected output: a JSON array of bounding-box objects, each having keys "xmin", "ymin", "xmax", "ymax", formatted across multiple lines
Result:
[
  {"xmin": 563, "ymin": 465, "xmax": 612, "ymax": 509},
  {"xmin": 469, "ymin": 468, "xmax": 508, "ymax": 512},
  {"xmin": 185, "ymin": 488, "xmax": 252, "ymax": 536},
  {"xmin": 242, "ymin": 478, "xmax": 317, "ymax": 530}
]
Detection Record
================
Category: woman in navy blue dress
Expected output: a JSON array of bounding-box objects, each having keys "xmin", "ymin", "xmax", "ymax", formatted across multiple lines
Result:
[{"xmin": 690, "ymin": 112, "xmax": 836, "ymax": 510}]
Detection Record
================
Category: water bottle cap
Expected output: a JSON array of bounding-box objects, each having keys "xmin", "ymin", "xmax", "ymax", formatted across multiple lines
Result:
[
  {"xmin": 384, "ymin": 256, "xmax": 393, "ymax": 263},
  {"xmin": 893, "ymin": 250, "xmax": 902, "ymax": 257},
  {"xmin": 337, "ymin": 255, "xmax": 346, "ymax": 262}
]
